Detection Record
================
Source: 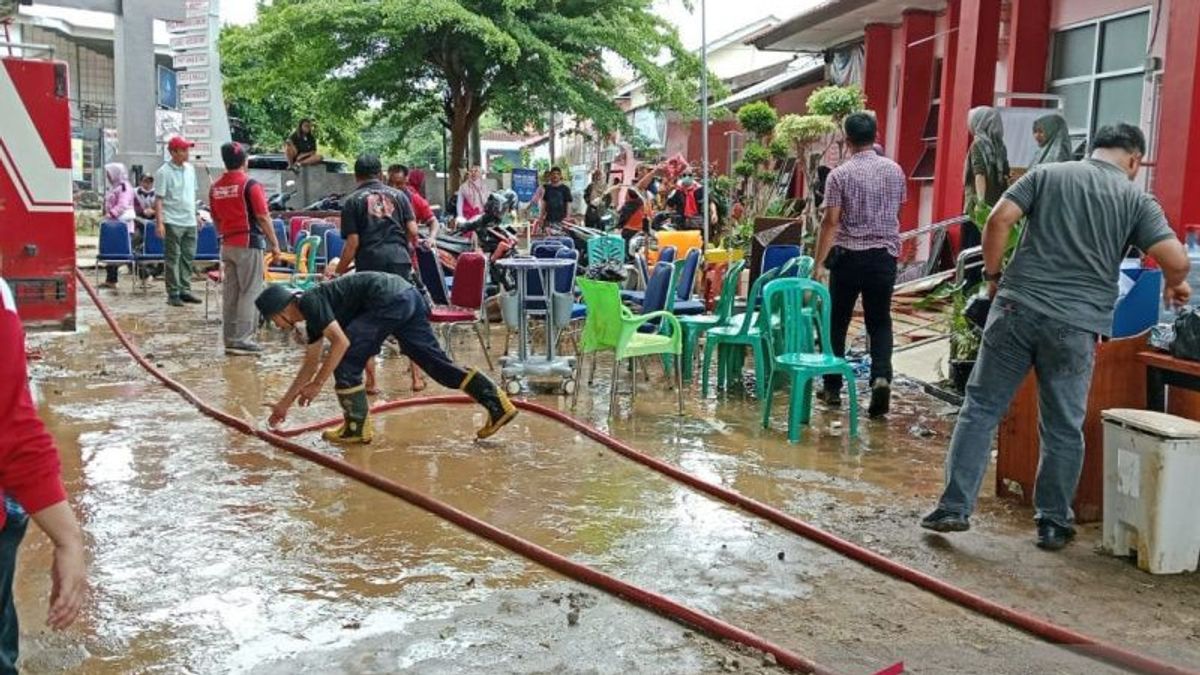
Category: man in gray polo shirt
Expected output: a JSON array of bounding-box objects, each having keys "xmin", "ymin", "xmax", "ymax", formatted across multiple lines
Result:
[
  {"xmin": 921, "ymin": 123, "xmax": 1190, "ymax": 550},
  {"xmin": 155, "ymin": 136, "xmax": 200, "ymax": 307}
]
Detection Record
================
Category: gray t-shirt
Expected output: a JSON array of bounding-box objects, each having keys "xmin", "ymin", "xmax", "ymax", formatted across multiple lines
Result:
[{"xmin": 998, "ymin": 159, "xmax": 1175, "ymax": 336}]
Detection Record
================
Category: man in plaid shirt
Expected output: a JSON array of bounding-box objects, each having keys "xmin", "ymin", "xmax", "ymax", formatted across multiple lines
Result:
[{"xmin": 813, "ymin": 113, "xmax": 907, "ymax": 418}]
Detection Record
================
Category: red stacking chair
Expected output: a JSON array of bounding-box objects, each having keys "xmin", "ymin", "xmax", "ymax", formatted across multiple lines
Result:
[{"xmin": 429, "ymin": 250, "xmax": 492, "ymax": 370}]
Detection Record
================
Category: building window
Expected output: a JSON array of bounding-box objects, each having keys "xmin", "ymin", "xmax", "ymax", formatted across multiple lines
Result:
[{"xmin": 1048, "ymin": 10, "xmax": 1150, "ymax": 154}]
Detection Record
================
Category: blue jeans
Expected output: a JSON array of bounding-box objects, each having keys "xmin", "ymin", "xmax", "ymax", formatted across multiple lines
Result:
[
  {"xmin": 937, "ymin": 298, "xmax": 1097, "ymax": 529},
  {"xmin": 0, "ymin": 499, "xmax": 29, "ymax": 675}
]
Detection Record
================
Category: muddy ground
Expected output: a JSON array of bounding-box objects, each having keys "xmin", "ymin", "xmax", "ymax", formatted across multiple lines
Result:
[{"xmin": 11, "ymin": 277, "xmax": 1200, "ymax": 674}]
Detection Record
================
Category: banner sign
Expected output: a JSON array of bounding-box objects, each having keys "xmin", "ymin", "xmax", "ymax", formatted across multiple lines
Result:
[
  {"xmin": 178, "ymin": 70, "xmax": 209, "ymax": 86},
  {"xmin": 173, "ymin": 52, "xmax": 209, "ymax": 69},
  {"xmin": 512, "ymin": 168, "xmax": 539, "ymax": 203}
]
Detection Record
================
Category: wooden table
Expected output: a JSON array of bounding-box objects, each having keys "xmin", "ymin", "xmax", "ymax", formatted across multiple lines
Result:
[{"xmin": 1138, "ymin": 350, "xmax": 1200, "ymax": 412}]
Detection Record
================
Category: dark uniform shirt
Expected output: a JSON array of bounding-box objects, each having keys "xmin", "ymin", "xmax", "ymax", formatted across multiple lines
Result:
[
  {"xmin": 542, "ymin": 183, "xmax": 572, "ymax": 223},
  {"xmin": 298, "ymin": 272, "xmax": 412, "ymax": 344},
  {"xmin": 289, "ymin": 131, "xmax": 317, "ymax": 156},
  {"xmin": 340, "ymin": 179, "xmax": 416, "ymax": 276}
]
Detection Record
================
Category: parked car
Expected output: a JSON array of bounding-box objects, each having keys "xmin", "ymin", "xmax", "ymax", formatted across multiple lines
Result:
[{"xmin": 248, "ymin": 154, "xmax": 349, "ymax": 174}]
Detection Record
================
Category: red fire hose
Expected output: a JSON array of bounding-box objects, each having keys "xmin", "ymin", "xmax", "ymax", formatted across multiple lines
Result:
[
  {"xmin": 75, "ymin": 271, "xmax": 840, "ymax": 674},
  {"xmin": 282, "ymin": 401, "xmax": 1199, "ymax": 674}
]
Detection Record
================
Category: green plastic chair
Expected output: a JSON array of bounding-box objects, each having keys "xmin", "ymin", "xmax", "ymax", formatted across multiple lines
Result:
[
  {"xmin": 700, "ymin": 265, "xmax": 782, "ymax": 399},
  {"xmin": 586, "ymin": 234, "xmax": 626, "ymax": 268},
  {"xmin": 574, "ymin": 278, "xmax": 683, "ymax": 415},
  {"xmin": 265, "ymin": 235, "xmax": 323, "ymax": 290},
  {"xmin": 678, "ymin": 259, "xmax": 745, "ymax": 384},
  {"xmin": 760, "ymin": 278, "xmax": 859, "ymax": 442}
]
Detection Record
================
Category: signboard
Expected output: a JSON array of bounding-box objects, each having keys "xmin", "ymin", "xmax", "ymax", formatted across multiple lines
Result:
[
  {"xmin": 173, "ymin": 52, "xmax": 209, "ymax": 69},
  {"xmin": 180, "ymin": 87, "xmax": 211, "ymax": 104},
  {"xmin": 71, "ymin": 138, "xmax": 84, "ymax": 182},
  {"xmin": 183, "ymin": 124, "xmax": 211, "ymax": 139},
  {"xmin": 192, "ymin": 142, "xmax": 213, "ymax": 158},
  {"xmin": 166, "ymin": 16, "xmax": 208, "ymax": 33},
  {"xmin": 178, "ymin": 70, "xmax": 209, "ymax": 86},
  {"xmin": 183, "ymin": 107, "xmax": 211, "ymax": 123},
  {"xmin": 511, "ymin": 168, "xmax": 539, "ymax": 203},
  {"xmin": 169, "ymin": 33, "xmax": 208, "ymax": 51},
  {"xmin": 185, "ymin": 0, "xmax": 210, "ymax": 10}
]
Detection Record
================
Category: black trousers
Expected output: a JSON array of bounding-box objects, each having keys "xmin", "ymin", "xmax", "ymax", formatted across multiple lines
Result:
[
  {"xmin": 823, "ymin": 248, "xmax": 897, "ymax": 393},
  {"xmin": 334, "ymin": 288, "xmax": 465, "ymax": 390}
]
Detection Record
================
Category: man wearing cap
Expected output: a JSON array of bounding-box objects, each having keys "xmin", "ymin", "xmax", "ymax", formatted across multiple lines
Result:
[
  {"xmin": 155, "ymin": 137, "xmax": 200, "ymax": 307},
  {"xmin": 255, "ymin": 273, "xmax": 518, "ymax": 444},
  {"xmin": 209, "ymin": 142, "xmax": 283, "ymax": 355}
]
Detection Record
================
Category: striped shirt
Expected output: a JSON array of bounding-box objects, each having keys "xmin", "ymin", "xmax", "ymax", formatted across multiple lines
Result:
[{"xmin": 824, "ymin": 150, "xmax": 906, "ymax": 257}]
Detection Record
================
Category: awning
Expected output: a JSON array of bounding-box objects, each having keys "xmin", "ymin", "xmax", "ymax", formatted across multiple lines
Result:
[
  {"xmin": 753, "ymin": 0, "xmax": 946, "ymax": 52},
  {"xmin": 714, "ymin": 55, "xmax": 825, "ymax": 110}
]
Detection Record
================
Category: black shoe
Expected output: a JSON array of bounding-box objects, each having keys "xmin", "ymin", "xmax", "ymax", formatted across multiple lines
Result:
[
  {"xmin": 180, "ymin": 293, "xmax": 202, "ymax": 304},
  {"xmin": 817, "ymin": 388, "xmax": 842, "ymax": 408},
  {"xmin": 1035, "ymin": 520, "xmax": 1076, "ymax": 551},
  {"xmin": 167, "ymin": 296, "xmax": 184, "ymax": 307},
  {"xmin": 920, "ymin": 508, "xmax": 970, "ymax": 533},
  {"xmin": 868, "ymin": 378, "xmax": 891, "ymax": 418}
]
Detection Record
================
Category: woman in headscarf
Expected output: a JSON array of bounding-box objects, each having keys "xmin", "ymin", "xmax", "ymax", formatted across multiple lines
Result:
[
  {"xmin": 962, "ymin": 106, "xmax": 1010, "ymax": 271},
  {"xmin": 1028, "ymin": 113, "xmax": 1073, "ymax": 169},
  {"xmin": 456, "ymin": 165, "xmax": 487, "ymax": 220},
  {"xmin": 407, "ymin": 168, "xmax": 427, "ymax": 198},
  {"xmin": 101, "ymin": 162, "xmax": 136, "ymax": 288}
]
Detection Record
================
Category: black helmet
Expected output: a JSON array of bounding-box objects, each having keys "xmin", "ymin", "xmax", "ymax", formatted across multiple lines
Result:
[
  {"xmin": 256, "ymin": 284, "xmax": 299, "ymax": 318},
  {"xmin": 483, "ymin": 192, "xmax": 505, "ymax": 218}
]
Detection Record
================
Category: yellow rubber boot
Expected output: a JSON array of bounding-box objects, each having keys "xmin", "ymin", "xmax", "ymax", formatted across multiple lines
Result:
[
  {"xmin": 322, "ymin": 385, "xmax": 374, "ymax": 445},
  {"xmin": 459, "ymin": 369, "xmax": 517, "ymax": 439}
]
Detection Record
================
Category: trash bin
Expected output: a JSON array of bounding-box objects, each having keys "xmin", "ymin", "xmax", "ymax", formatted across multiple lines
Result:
[{"xmin": 1102, "ymin": 409, "xmax": 1200, "ymax": 574}]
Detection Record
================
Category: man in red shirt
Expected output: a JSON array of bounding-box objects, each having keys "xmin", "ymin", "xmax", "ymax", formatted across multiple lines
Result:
[
  {"xmin": 388, "ymin": 164, "xmax": 440, "ymax": 242},
  {"xmin": 210, "ymin": 142, "xmax": 282, "ymax": 356},
  {"xmin": 1, "ymin": 279, "xmax": 88, "ymax": 671}
]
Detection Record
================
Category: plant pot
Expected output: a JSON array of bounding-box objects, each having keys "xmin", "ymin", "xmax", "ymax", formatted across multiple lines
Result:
[{"xmin": 949, "ymin": 359, "xmax": 976, "ymax": 393}]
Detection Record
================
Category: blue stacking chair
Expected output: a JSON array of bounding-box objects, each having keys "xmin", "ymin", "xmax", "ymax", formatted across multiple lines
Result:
[
  {"xmin": 763, "ymin": 244, "xmax": 802, "ymax": 276},
  {"xmin": 672, "ymin": 247, "xmax": 705, "ymax": 316},
  {"xmin": 415, "ymin": 243, "xmax": 451, "ymax": 306},
  {"xmin": 622, "ymin": 246, "xmax": 678, "ymax": 305},
  {"xmin": 96, "ymin": 220, "xmax": 137, "ymax": 289},
  {"xmin": 308, "ymin": 221, "xmax": 336, "ymax": 263},
  {"xmin": 195, "ymin": 223, "xmax": 220, "ymax": 263},
  {"xmin": 272, "ymin": 218, "xmax": 289, "ymax": 253},
  {"xmin": 324, "ymin": 229, "xmax": 345, "ymax": 262}
]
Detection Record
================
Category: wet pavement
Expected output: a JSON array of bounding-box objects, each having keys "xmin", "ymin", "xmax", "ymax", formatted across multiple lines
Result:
[{"xmin": 12, "ymin": 282, "xmax": 1200, "ymax": 674}]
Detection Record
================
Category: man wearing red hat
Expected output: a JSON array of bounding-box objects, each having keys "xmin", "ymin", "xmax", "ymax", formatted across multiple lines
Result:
[{"xmin": 155, "ymin": 137, "xmax": 201, "ymax": 307}]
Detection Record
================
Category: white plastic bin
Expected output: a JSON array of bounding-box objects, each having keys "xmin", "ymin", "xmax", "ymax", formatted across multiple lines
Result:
[{"xmin": 1102, "ymin": 409, "xmax": 1200, "ymax": 574}]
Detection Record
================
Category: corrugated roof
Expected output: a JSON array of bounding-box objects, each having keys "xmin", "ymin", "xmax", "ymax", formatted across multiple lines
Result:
[{"xmin": 714, "ymin": 55, "xmax": 825, "ymax": 109}]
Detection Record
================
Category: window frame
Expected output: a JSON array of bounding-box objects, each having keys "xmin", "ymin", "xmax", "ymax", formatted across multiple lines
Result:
[{"xmin": 1047, "ymin": 7, "xmax": 1151, "ymax": 145}]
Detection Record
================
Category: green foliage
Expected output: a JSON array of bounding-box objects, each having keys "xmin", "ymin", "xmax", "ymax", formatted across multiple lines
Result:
[
  {"xmin": 741, "ymin": 142, "xmax": 770, "ymax": 166},
  {"xmin": 490, "ymin": 155, "xmax": 514, "ymax": 174},
  {"xmin": 220, "ymin": 0, "xmax": 707, "ymax": 191},
  {"xmin": 774, "ymin": 114, "xmax": 837, "ymax": 152},
  {"xmin": 713, "ymin": 174, "xmax": 736, "ymax": 194},
  {"xmin": 736, "ymin": 101, "xmax": 779, "ymax": 138},
  {"xmin": 764, "ymin": 199, "xmax": 799, "ymax": 218},
  {"xmin": 533, "ymin": 158, "xmax": 551, "ymax": 173},
  {"xmin": 733, "ymin": 160, "xmax": 756, "ymax": 179},
  {"xmin": 756, "ymin": 169, "xmax": 779, "ymax": 186},
  {"xmin": 722, "ymin": 218, "xmax": 755, "ymax": 255},
  {"xmin": 948, "ymin": 287, "xmax": 983, "ymax": 362},
  {"xmin": 768, "ymin": 138, "xmax": 790, "ymax": 161},
  {"xmin": 806, "ymin": 85, "xmax": 866, "ymax": 120}
]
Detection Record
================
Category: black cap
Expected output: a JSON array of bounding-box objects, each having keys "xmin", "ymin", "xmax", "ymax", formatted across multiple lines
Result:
[
  {"xmin": 220, "ymin": 142, "xmax": 247, "ymax": 170},
  {"xmin": 354, "ymin": 154, "xmax": 382, "ymax": 178},
  {"xmin": 255, "ymin": 284, "xmax": 299, "ymax": 318}
]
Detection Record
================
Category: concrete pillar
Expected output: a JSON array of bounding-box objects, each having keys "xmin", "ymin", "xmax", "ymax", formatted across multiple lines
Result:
[
  {"xmin": 863, "ymin": 23, "xmax": 893, "ymax": 144},
  {"xmin": 113, "ymin": 0, "xmax": 184, "ymax": 175},
  {"xmin": 894, "ymin": 10, "xmax": 937, "ymax": 231},
  {"xmin": 1005, "ymin": 0, "xmax": 1051, "ymax": 103},
  {"xmin": 933, "ymin": 0, "xmax": 1001, "ymax": 224},
  {"xmin": 1154, "ymin": 0, "xmax": 1200, "ymax": 236}
]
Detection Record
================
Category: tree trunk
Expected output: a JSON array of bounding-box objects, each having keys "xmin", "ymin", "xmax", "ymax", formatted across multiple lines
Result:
[{"xmin": 446, "ymin": 91, "xmax": 484, "ymax": 197}]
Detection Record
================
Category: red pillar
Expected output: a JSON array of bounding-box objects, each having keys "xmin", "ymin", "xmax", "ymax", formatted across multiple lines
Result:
[
  {"xmin": 933, "ymin": 0, "xmax": 1001, "ymax": 222},
  {"xmin": 1155, "ymin": 0, "xmax": 1200, "ymax": 236},
  {"xmin": 1005, "ymin": 0, "xmax": 1051, "ymax": 101},
  {"xmin": 894, "ymin": 10, "xmax": 937, "ymax": 231},
  {"xmin": 863, "ymin": 23, "xmax": 893, "ymax": 143}
]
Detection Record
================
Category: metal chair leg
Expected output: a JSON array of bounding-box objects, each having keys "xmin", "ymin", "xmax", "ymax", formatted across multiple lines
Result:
[
  {"xmin": 570, "ymin": 349, "xmax": 584, "ymax": 409},
  {"xmin": 588, "ymin": 351, "xmax": 598, "ymax": 385},
  {"xmin": 474, "ymin": 323, "xmax": 494, "ymax": 371},
  {"xmin": 676, "ymin": 354, "xmax": 684, "ymax": 415},
  {"xmin": 609, "ymin": 355, "xmax": 621, "ymax": 418}
]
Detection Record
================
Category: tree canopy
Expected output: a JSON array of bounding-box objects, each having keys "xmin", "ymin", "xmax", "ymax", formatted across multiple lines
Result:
[{"xmin": 221, "ymin": 0, "xmax": 707, "ymax": 190}]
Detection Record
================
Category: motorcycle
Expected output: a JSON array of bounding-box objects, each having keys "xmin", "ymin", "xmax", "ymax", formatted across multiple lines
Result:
[
  {"xmin": 435, "ymin": 190, "xmax": 520, "ymax": 292},
  {"xmin": 268, "ymin": 179, "xmax": 297, "ymax": 212}
]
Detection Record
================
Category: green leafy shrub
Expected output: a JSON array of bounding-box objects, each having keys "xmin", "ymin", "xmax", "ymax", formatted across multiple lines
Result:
[
  {"xmin": 733, "ymin": 160, "xmax": 756, "ymax": 178},
  {"xmin": 807, "ymin": 85, "xmax": 866, "ymax": 119},
  {"xmin": 741, "ymin": 142, "xmax": 770, "ymax": 165},
  {"xmin": 768, "ymin": 138, "xmax": 790, "ymax": 161},
  {"xmin": 775, "ymin": 114, "xmax": 836, "ymax": 150},
  {"xmin": 737, "ymin": 101, "xmax": 779, "ymax": 138}
]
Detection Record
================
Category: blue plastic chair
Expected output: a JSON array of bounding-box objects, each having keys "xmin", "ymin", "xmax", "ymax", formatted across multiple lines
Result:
[
  {"xmin": 272, "ymin": 218, "xmax": 289, "ymax": 253},
  {"xmin": 534, "ymin": 236, "xmax": 574, "ymax": 250},
  {"xmin": 672, "ymin": 247, "xmax": 705, "ymax": 316},
  {"xmin": 96, "ymin": 220, "xmax": 136, "ymax": 288},
  {"xmin": 324, "ymin": 229, "xmax": 345, "ymax": 262},
  {"xmin": 637, "ymin": 262, "xmax": 676, "ymax": 334},
  {"xmin": 763, "ymin": 244, "xmax": 802, "ymax": 276},
  {"xmin": 308, "ymin": 221, "xmax": 336, "ymax": 263},
  {"xmin": 195, "ymin": 224, "xmax": 220, "ymax": 262}
]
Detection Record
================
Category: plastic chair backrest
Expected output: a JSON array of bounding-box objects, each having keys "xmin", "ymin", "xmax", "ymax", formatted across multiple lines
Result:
[
  {"xmin": 141, "ymin": 222, "xmax": 165, "ymax": 257},
  {"xmin": 763, "ymin": 244, "xmax": 802, "ymax": 275},
  {"xmin": 415, "ymin": 244, "xmax": 450, "ymax": 306},
  {"xmin": 195, "ymin": 224, "xmax": 220, "ymax": 260},
  {"xmin": 712, "ymin": 259, "xmax": 747, "ymax": 322},
  {"xmin": 308, "ymin": 222, "xmax": 335, "ymax": 259},
  {"xmin": 736, "ymin": 266, "xmax": 782, "ymax": 337},
  {"xmin": 98, "ymin": 221, "xmax": 133, "ymax": 259},
  {"xmin": 273, "ymin": 219, "xmax": 289, "ymax": 253},
  {"xmin": 676, "ymin": 247, "xmax": 701, "ymax": 301},
  {"xmin": 553, "ymin": 247, "xmax": 578, "ymax": 294},
  {"xmin": 641, "ymin": 262, "xmax": 675, "ymax": 314},
  {"xmin": 535, "ymin": 236, "xmax": 574, "ymax": 250},
  {"xmin": 324, "ymin": 229, "xmax": 345, "ymax": 261},
  {"xmin": 658, "ymin": 246, "xmax": 677, "ymax": 264},
  {"xmin": 635, "ymin": 253, "xmax": 650, "ymax": 288},
  {"xmin": 288, "ymin": 217, "xmax": 310, "ymax": 245},
  {"xmin": 587, "ymin": 234, "xmax": 625, "ymax": 267},
  {"xmin": 294, "ymin": 235, "xmax": 321, "ymax": 275},
  {"xmin": 449, "ymin": 251, "xmax": 487, "ymax": 311},
  {"xmin": 762, "ymin": 278, "xmax": 832, "ymax": 355},
  {"xmin": 795, "ymin": 255, "xmax": 815, "ymax": 279},
  {"xmin": 578, "ymin": 278, "xmax": 628, "ymax": 352}
]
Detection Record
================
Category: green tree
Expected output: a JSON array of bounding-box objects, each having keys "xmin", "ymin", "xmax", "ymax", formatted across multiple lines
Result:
[{"xmin": 221, "ymin": 0, "xmax": 705, "ymax": 192}]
